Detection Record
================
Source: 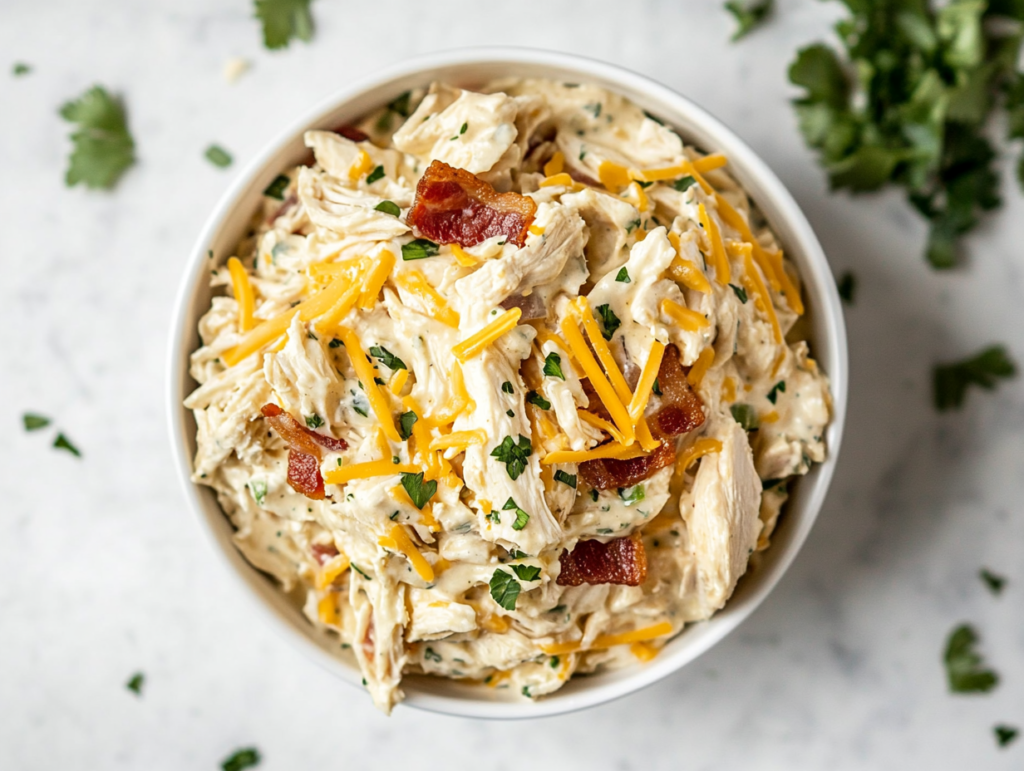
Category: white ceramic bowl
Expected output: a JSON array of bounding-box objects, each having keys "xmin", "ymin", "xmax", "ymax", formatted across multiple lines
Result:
[{"xmin": 168, "ymin": 47, "xmax": 848, "ymax": 719}]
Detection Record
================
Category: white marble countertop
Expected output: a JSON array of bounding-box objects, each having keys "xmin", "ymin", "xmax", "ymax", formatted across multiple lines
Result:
[{"xmin": 2, "ymin": 0, "xmax": 1023, "ymax": 768}]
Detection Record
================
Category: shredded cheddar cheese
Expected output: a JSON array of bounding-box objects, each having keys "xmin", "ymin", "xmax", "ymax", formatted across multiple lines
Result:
[
  {"xmin": 740, "ymin": 249, "xmax": 783, "ymax": 344},
  {"xmin": 628, "ymin": 181, "xmax": 649, "ymax": 212},
  {"xmin": 627, "ymin": 341, "xmax": 665, "ymax": 427},
  {"xmin": 226, "ymin": 257, "xmax": 256, "ymax": 332},
  {"xmin": 578, "ymin": 409, "xmax": 627, "ymax": 445},
  {"xmin": 676, "ymin": 437, "xmax": 723, "ymax": 473},
  {"xmin": 449, "ymin": 242, "xmax": 478, "ymax": 267},
  {"xmin": 667, "ymin": 232, "xmax": 712, "ymax": 294},
  {"xmin": 396, "ymin": 269, "xmax": 460, "ymax": 327},
  {"xmin": 542, "ymin": 442, "xmax": 650, "ymax": 465},
  {"xmin": 389, "ymin": 368, "xmax": 409, "ymax": 395},
  {"xmin": 630, "ymin": 641, "xmax": 660, "ymax": 662},
  {"xmin": 336, "ymin": 327, "xmax": 401, "ymax": 442},
  {"xmin": 540, "ymin": 172, "xmax": 574, "ymax": 188},
  {"xmin": 540, "ymin": 621, "xmax": 674, "ymax": 655},
  {"xmin": 661, "ymin": 298, "xmax": 710, "ymax": 332},
  {"xmin": 317, "ymin": 593, "xmax": 340, "ymax": 626},
  {"xmin": 687, "ymin": 346, "xmax": 715, "ymax": 387},
  {"xmin": 358, "ymin": 249, "xmax": 396, "ymax": 310},
  {"xmin": 452, "ymin": 308, "xmax": 522, "ymax": 362},
  {"xmin": 315, "ymin": 554, "xmax": 351, "ymax": 590},
  {"xmin": 324, "ymin": 460, "xmax": 419, "ymax": 485},
  {"xmin": 543, "ymin": 151, "xmax": 565, "ymax": 177},
  {"xmin": 379, "ymin": 524, "xmax": 434, "ymax": 582},
  {"xmin": 698, "ymin": 203, "xmax": 730, "ymax": 284},
  {"xmin": 429, "ymin": 429, "xmax": 487, "ymax": 452},
  {"xmin": 598, "ymin": 160, "xmax": 631, "ymax": 192},
  {"xmin": 761, "ymin": 410, "xmax": 780, "ymax": 424},
  {"xmin": 692, "ymin": 153, "xmax": 728, "ymax": 173},
  {"xmin": 348, "ymin": 148, "xmax": 373, "ymax": 182}
]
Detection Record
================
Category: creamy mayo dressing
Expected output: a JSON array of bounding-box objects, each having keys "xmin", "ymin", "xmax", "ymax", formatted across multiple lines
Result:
[{"xmin": 186, "ymin": 79, "xmax": 831, "ymax": 713}]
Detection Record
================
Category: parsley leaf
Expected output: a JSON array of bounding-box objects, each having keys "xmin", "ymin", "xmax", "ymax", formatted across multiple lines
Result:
[
  {"xmin": 375, "ymin": 200, "xmax": 401, "ymax": 217},
  {"xmin": 526, "ymin": 391, "xmax": 551, "ymax": 410},
  {"xmin": 501, "ymin": 381, "xmax": 514, "ymax": 394},
  {"xmin": 366, "ymin": 165, "xmax": 385, "ymax": 184},
  {"xmin": 263, "ymin": 174, "xmax": 290, "ymax": 199},
  {"xmin": 489, "ymin": 569, "xmax": 521, "ymax": 610},
  {"xmin": 23, "ymin": 413, "xmax": 51, "ymax": 431},
  {"xmin": 934, "ymin": 346, "xmax": 1016, "ymax": 411},
  {"xmin": 502, "ymin": 497, "xmax": 530, "ymax": 530},
  {"xmin": 249, "ymin": 479, "xmax": 267, "ymax": 506},
  {"xmin": 729, "ymin": 283, "xmax": 748, "ymax": 303},
  {"xmin": 766, "ymin": 380, "xmax": 786, "ymax": 404},
  {"xmin": 543, "ymin": 352, "xmax": 565, "ymax": 380},
  {"xmin": 995, "ymin": 725, "xmax": 1019, "ymax": 748},
  {"xmin": 979, "ymin": 568, "xmax": 1006, "ymax": 596},
  {"xmin": 725, "ymin": 0, "xmax": 774, "ymax": 41},
  {"xmin": 619, "ymin": 485, "xmax": 645, "ymax": 505},
  {"xmin": 490, "ymin": 435, "xmax": 532, "ymax": 481},
  {"xmin": 13, "ymin": 62, "xmax": 31, "ymax": 77},
  {"xmin": 398, "ymin": 411, "xmax": 418, "ymax": 441},
  {"xmin": 222, "ymin": 747, "xmax": 261, "ymax": 771},
  {"xmin": 730, "ymin": 403, "xmax": 759, "ymax": 430},
  {"xmin": 944, "ymin": 624, "xmax": 999, "ymax": 693},
  {"xmin": 673, "ymin": 176, "xmax": 696, "ymax": 192},
  {"xmin": 59, "ymin": 85, "xmax": 135, "ymax": 190},
  {"xmin": 204, "ymin": 144, "xmax": 233, "ymax": 168},
  {"xmin": 401, "ymin": 238, "xmax": 440, "ymax": 261},
  {"xmin": 125, "ymin": 672, "xmax": 144, "ymax": 696},
  {"xmin": 837, "ymin": 271, "xmax": 856, "ymax": 304},
  {"xmin": 304, "ymin": 414, "xmax": 324, "ymax": 429},
  {"xmin": 254, "ymin": 0, "xmax": 314, "ymax": 50},
  {"xmin": 554, "ymin": 470, "xmax": 577, "ymax": 488},
  {"xmin": 615, "ymin": 267, "xmax": 631, "ymax": 283},
  {"xmin": 400, "ymin": 471, "xmax": 437, "ymax": 509},
  {"xmin": 510, "ymin": 564, "xmax": 541, "ymax": 581},
  {"xmin": 369, "ymin": 345, "xmax": 406, "ymax": 371},
  {"xmin": 53, "ymin": 433, "xmax": 81, "ymax": 457},
  {"xmin": 595, "ymin": 304, "xmax": 621, "ymax": 340}
]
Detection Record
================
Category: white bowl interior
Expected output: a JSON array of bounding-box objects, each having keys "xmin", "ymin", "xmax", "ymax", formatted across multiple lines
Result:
[{"xmin": 168, "ymin": 48, "xmax": 848, "ymax": 719}]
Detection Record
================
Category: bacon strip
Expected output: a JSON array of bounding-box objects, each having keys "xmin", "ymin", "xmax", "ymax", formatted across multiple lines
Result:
[
  {"xmin": 578, "ymin": 441, "xmax": 676, "ymax": 491},
  {"xmin": 408, "ymin": 160, "xmax": 537, "ymax": 248},
  {"xmin": 335, "ymin": 125, "xmax": 370, "ymax": 143},
  {"xmin": 288, "ymin": 450, "xmax": 325, "ymax": 500},
  {"xmin": 311, "ymin": 543, "xmax": 340, "ymax": 565},
  {"xmin": 651, "ymin": 344, "xmax": 705, "ymax": 438},
  {"xmin": 261, "ymin": 404, "xmax": 347, "ymax": 499},
  {"xmin": 556, "ymin": 535, "xmax": 647, "ymax": 586}
]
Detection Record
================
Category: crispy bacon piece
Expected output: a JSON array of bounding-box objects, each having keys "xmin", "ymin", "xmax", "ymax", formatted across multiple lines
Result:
[
  {"xmin": 311, "ymin": 542, "xmax": 340, "ymax": 565},
  {"xmin": 260, "ymin": 404, "xmax": 347, "ymax": 499},
  {"xmin": 578, "ymin": 441, "xmax": 676, "ymax": 490},
  {"xmin": 408, "ymin": 160, "xmax": 537, "ymax": 248},
  {"xmin": 651, "ymin": 345, "xmax": 705, "ymax": 438},
  {"xmin": 556, "ymin": 535, "xmax": 648, "ymax": 586},
  {"xmin": 335, "ymin": 125, "xmax": 370, "ymax": 143}
]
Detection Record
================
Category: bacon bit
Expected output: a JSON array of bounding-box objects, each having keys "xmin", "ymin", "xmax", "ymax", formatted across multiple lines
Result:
[
  {"xmin": 408, "ymin": 160, "xmax": 537, "ymax": 248},
  {"xmin": 311, "ymin": 542, "xmax": 339, "ymax": 565},
  {"xmin": 267, "ymin": 193, "xmax": 298, "ymax": 225},
  {"xmin": 651, "ymin": 345, "xmax": 705, "ymax": 438},
  {"xmin": 288, "ymin": 450, "xmax": 325, "ymax": 500},
  {"xmin": 556, "ymin": 534, "xmax": 647, "ymax": 586},
  {"xmin": 335, "ymin": 125, "xmax": 370, "ymax": 143},
  {"xmin": 578, "ymin": 440, "xmax": 676, "ymax": 490}
]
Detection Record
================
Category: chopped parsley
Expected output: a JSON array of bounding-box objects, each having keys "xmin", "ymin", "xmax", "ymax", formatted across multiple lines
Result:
[
  {"xmin": 398, "ymin": 411, "xmax": 418, "ymax": 440},
  {"xmin": 204, "ymin": 144, "xmax": 233, "ymax": 168},
  {"xmin": 672, "ymin": 176, "xmax": 697, "ymax": 192},
  {"xmin": 554, "ymin": 470, "xmax": 577, "ymax": 489},
  {"xmin": 53, "ymin": 433, "xmax": 81, "ymax": 457},
  {"xmin": 506, "ymin": 409, "xmax": 515, "ymax": 417},
  {"xmin": 374, "ymin": 200, "xmax": 401, "ymax": 216},
  {"xmin": 369, "ymin": 345, "xmax": 406, "ymax": 371},
  {"xmin": 254, "ymin": 0, "xmax": 314, "ymax": 50},
  {"xmin": 724, "ymin": 0, "xmax": 774, "ymax": 41},
  {"xmin": 766, "ymin": 380, "xmax": 786, "ymax": 404},
  {"xmin": 304, "ymin": 414, "xmax": 324, "ymax": 429},
  {"xmin": 550, "ymin": 656, "xmax": 560, "ymax": 668},
  {"xmin": 589, "ymin": 489, "xmax": 599, "ymax": 502},
  {"xmin": 351, "ymin": 563, "xmax": 371, "ymax": 580},
  {"xmin": 490, "ymin": 434, "xmax": 533, "ymax": 481},
  {"xmin": 615, "ymin": 267, "xmax": 631, "ymax": 283},
  {"xmin": 489, "ymin": 569, "xmax": 521, "ymax": 610},
  {"xmin": 23, "ymin": 413, "xmax": 51, "ymax": 431},
  {"xmin": 543, "ymin": 352, "xmax": 565, "ymax": 380},
  {"xmin": 400, "ymin": 471, "xmax": 437, "ymax": 509},
  {"xmin": 729, "ymin": 284, "xmax": 748, "ymax": 304},
  {"xmin": 526, "ymin": 391, "xmax": 551, "ymax": 410},
  {"xmin": 424, "ymin": 646, "xmax": 442, "ymax": 662},
  {"xmin": 619, "ymin": 485, "xmax": 645, "ymax": 505},
  {"xmin": 933, "ymin": 346, "xmax": 1016, "ymax": 411},
  {"xmin": 625, "ymin": 218, "xmax": 641, "ymax": 234},
  {"xmin": 366, "ymin": 165, "xmax": 385, "ymax": 184},
  {"xmin": 221, "ymin": 747, "xmax": 261, "ymax": 771},
  {"xmin": 652, "ymin": 378, "xmax": 662, "ymax": 396},
  {"xmin": 995, "ymin": 725, "xmax": 1019, "ymax": 748},
  {"xmin": 501, "ymin": 381, "xmax": 514, "ymax": 394},
  {"xmin": 59, "ymin": 85, "xmax": 136, "ymax": 190},
  {"xmin": 944, "ymin": 624, "xmax": 998, "ymax": 693},
  {"xmin": 263, "ymin": 174, "xmax": 290, "ymax": 199},
  {"xmin": 401, "ymin": 238, "xmax": 440, "ymax": 261},
  {"xmin": 328, "ymin": 337, "xmax": 343, "ymax": 348},
  {"xmin": 730, "ymin": 403, "xmax": 759, "ymax": 430},
  {"xmin": 250, "ymin": 479, "xmax": 268, "ymax": 506},
  {"xmin": 12, "ymin": 62, "xmax": 31, "ymax": 77},
  {"xmin": 979, "ymin": 568, "xmax": 1006, "ymax": 596},
  {"xmin": 125, "ymin": 672, "xmax": 144, "ymax": 696},
  {"xmin": 510, "ymin": 564, "xmax": 541, "ymax": 581},
  {"xmin": 837, "ymin": 271, "xmax": 856, "ymax": 304},
  {"xmin": 502, "ymin": 498, "xmax": 530, "ymax": 531},
  {"xmin": 583, "ymin": 102, "xmax": 602, "ymax": 118},
  {"xmin": 595, "ymin": 304, "xmax": 621, "ymax": 340}
]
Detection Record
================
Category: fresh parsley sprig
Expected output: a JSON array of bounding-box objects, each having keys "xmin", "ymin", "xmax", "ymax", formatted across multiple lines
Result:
[
  {"xmin": 59, "ymin": 85, "xmax": 135, "ymax": 190},
  {"xmin": 254, "ymin": 0, "xmax": 314, "ymax": 50},
  {"xmin": 724, "ymin": 0, "xmax": 774, "ymax": 40},
  {"xmin": 489, "ymin": 569, "xmax": 521, "ymax": 610},
  {"xmin": 933, "ymin": 345, "xmax": 1016, "ymax": 411},
  {"xmin": 944, "ymin": 623, "xmax": 999, "ymax": 693},
  {"xmin": 490, "ymin": 435, "xmax": 532, "ymax": 480}
]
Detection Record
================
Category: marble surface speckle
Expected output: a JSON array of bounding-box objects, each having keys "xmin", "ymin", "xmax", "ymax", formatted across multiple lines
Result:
[{"xmin": 2, "ymin": 0, "xmax": 1023, "ymax": 768}]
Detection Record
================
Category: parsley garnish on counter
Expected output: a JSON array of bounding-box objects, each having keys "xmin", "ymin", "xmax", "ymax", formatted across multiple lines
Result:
[
  {"xmin": 837, "ymin": 271, "xmax": 856, "ymax": 304},
  {"xmin": 979, "ymin": 568, "xmax": 1006, "ymax": 595},
  {"xmin": 12, "ymin": 62, "xmax": 31, "ymax": 77},
  {"xmin": 22, "ymin": 413, "xmax": 50, "ymax": 431},
  {"xmin": 944, "ymin": 624, "xmax": 999, "ymax": 693},
  {"xmin": 489, "ymin": 569, "xmax": 521, "ymax": 610},
  {"xmin": 204, "ymin": 144, "xmax": 233, "ymax": 168},
  {"xmin": 125, "ymin": 672, "xmax": 144, "ymax": 696},
  {"xmin": 53, "ymin": 433, "xmax": 81, "ymax": 457},
  {"xmin": 995, "ymin": 725, "xmax": 1019, "ymax": 748},
  {"xmin": 490, "ymin": 435, "xmax": 532, "ymax": 480},
  {"xmin": 724, "ymin": 0, "xmax": 774, "ymax": 40},
  {"xmin": 933, "ymin": 345, "xmax": 1016, "ymax": 411},
  {"xmin": 254, "ymin": 0, "xmax": 314, "ymax": 50},
  {"xmin": 789, "ymin": 1, "xmax": 1024, "ymax": 268},
  {"xmin": 222, "ymin": 747, "xmax": 261, "ymax": 771},
  {"xmin": 59, "ymin": 85, "xmax": 135, "ymax": 190}
]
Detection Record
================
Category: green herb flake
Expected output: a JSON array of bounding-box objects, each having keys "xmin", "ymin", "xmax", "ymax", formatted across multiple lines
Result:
[
  {"xmin": 995, "ymin": 725, "xmax": 1019, "ymax": 748},
  {"xmin": 766, "ymin": 380, "xmax": 786, "ymax": 404},
  {"xmin": 672, "ymin": 176, "xmax": 697, "ymax": 193},
  {"xmin": 652, "ymin": 378, "xmax": 662, "ymax": 396},
  {"xmin": 729, "ymin": 284, "xmax": 748, "ymax": 304},
  {"xmin": 506, "ymin": 409, "xmax": 515, "ymax": 417},
  {"xmin": 53, "ymin": 433, "xmax": 81, "ymax": 457},
  {"xmin": 59, "ymin": 85, "xmax": 136, "ymax": 190},
  {"xmin": 595, "ymin": 304, "xmax": 621, "ymax": 341},
  {"xmin": 351, "ymin": 563, "xmax": 371, "ymax": 580},
  {"xmin": 730, "ymin": 403, "xmax": 759, "ymax": 430},
  {"xmin": 12, "ymin": 62, "xmax": 31, "ymax": 77},
  {"xmin": 250, "ymin": 479, "xmax": 268, "ymax": 506},
  {"xmin": 526, "ymin": 391, "xmax": 551, "ymax": 410},
  {"xmin": 934, "ymin": 346, "xmax": 1016, "ymax": 411},
  {"xmin": 375, "ymin": 200, "xmax": 401, "ymax": 217},
  {"xmin": 424, "ymin": 646, "xmax": 442, "ymax": 662},
  {"xmin": 725, "ymin": 0, "xmax": 774, "ymax": 41},
  {"xmin": 401, "ymin": 471, "xmax": 437, "ymax": 509},
  {"xmin": 589, "ymin": 489, "xmax": 599, "ymax": 502},
  {"xmin": 837, "ymin": 271, "xmax": 856, "ymax": 304},
  {"xmin": 944, "ymin": 624, "xmax": 998, "ymax": 694},
  {"xmin": 460, "ymin": 122, "xmax": 468, "ymax": 134},
  {"xmin": 366, "ymin": 165, "xmax": 385, "ymax": 184},
  {"xmin": 125, "ymin": 672, "xmax": 144, "ymax": 696},
  {"xmin": 554, "ymin": 470, "xmax": 577, "ymax": 489},
  {"xmin": 502, "ymin": 497, "xmax": 530, "ymax": 531},
  {"xmin": 304, "ymin": 414, "xmax": 324, "ymax": 429},
  {"xmin": 619, "ymin": 485, "xmax": 645, "ymax": 505},
  {"xmin": 222, "ymin": 747, "xmax": 261, "ymax": 771},
  {"xmin": 625, "ymin": 218, "xmax": 641, "ymax": 234},
  {"xmin": 543, "ymin": 352, "xmax": 566, "ymax": 380},
  {"xmin": 550, "ymin": 656, "xmax": 560, "ymax": 668},
  {"xmin": 501, "ymin": 381, "xmax": 514, "ymax": 394},
  {"xmin": 23, "ymin": 413, "xmax": 51, "ymax": 431},
  {"xmin": 401, "ymin": 238, "xmax": 440, "ymax": 261},
  {"xmin": 510, "ymin": 564, "xmax": 541, "ymax": 582},
  {"xmin": 204, "ymin": 144, "xmax": 233, "ymax": 168},
  {"xmin": 398, "ymin": 411, "xmax": 418, "ymax": 441},
  {"xmin": 979, "ymin": 568, "xmax": 1006, "ymax": 596},
  {"xmin": 254, "ymin": 0, "xmax": 314, "ymax": 50},
  {"xmin": 263, "ymin": 174, "xmax": 290, "ymax": 199},
  {"xmin": 490, "ymin": 434, "xmax": 533, "ymax": 481},
  {"xmin": 615, "ymin": 267, "xmax": 631, "ymax": 283},
  {"xmin": 489, "ymin": 569, "xmax": 521, "ymax": 611},
  {"xmin": 369, "ymin": 345, "xmax": 406, "ymax": 371}
]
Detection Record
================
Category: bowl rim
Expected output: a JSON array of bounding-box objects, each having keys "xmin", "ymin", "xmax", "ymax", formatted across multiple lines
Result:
[{"xmin": 167, "ymin": 45, "xmax": 848, "ymax": 720}]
